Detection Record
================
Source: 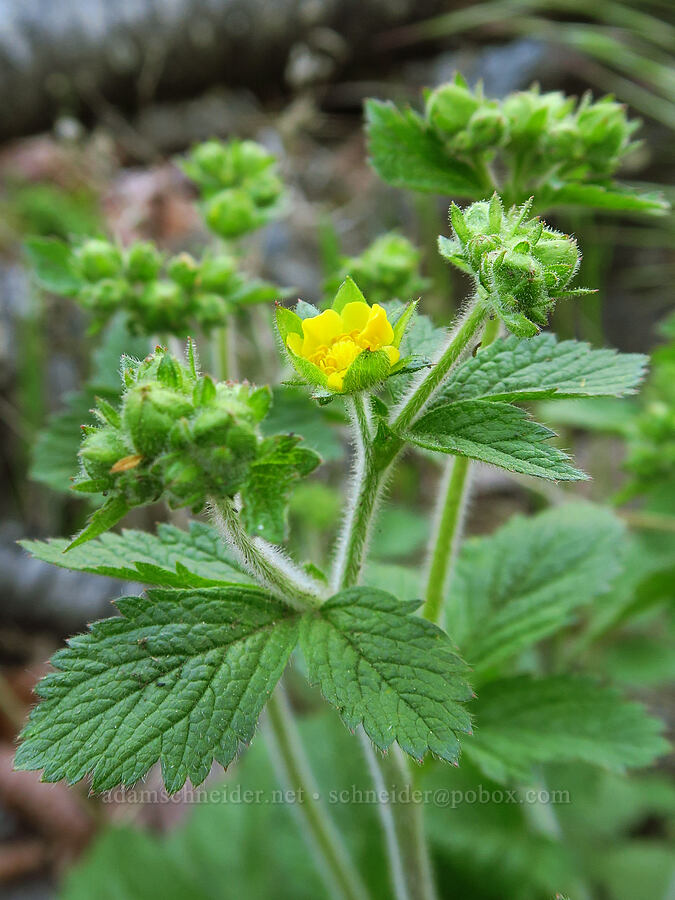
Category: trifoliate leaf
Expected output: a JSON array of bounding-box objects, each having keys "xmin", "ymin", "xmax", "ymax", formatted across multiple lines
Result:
[
  {"xmin": 433, "ymin": 333, "xmax": 647, "ymax": 406},
  {"xmin": 400, "ymin": 400, "xmax": 586, "ymax": 481},
  {"xmin": 449, "ymin": 503, "xmax": 626, "ymax": 671},
  {"xmin": 15, "ymin": 587, "xmax": 299, "ymax": 793},
  {"xmin": 300, "ymin": 586, "xmax": 472, "ymax": 763},
  {"xmin": 20, "ymin": 520, "xmax": 252, "ymax": 588},
  {"xmin": 365, "ymin": 100, "xmax": 483, "ymax": 197},
  {"xmin": 465, "ymin": 676, "xmax": 669, "ymax": 784},
  {"xmin": 239, "ymin": 435, "xmax": 321, "ymax": 542}
]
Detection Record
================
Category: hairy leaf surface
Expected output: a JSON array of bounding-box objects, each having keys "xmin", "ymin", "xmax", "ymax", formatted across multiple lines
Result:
[
  {"xmin": 402, "ymin": 400, "xmax": 586, "ymax": 481},
  {"xmin": 449, "ymin": 503, "xmax": 625, "ymax": 670},
  {"xmin": 15, "ymin": 587, "xmax": 298, "ymax": 792},
  {"xmin": 465, "ymin": 675, "xmax": 669, "ymax": 783},
  {"xmin": 300, "ymin": 586, "xmax": 472, "ymax": 763}
]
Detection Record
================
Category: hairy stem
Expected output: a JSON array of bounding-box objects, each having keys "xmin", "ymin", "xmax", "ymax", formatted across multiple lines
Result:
[
  {"xmin": 391, "ymin": 296, "xmax": 489, "ymax": 433},
  {"xmin": 421, "ymin": 315, "xmax": 501, "ymax": 626},
  {"xmin": 209, "ymin": 497, "xmax": 324, "ymax": 610},
  {"xmin": 265, "ymin": 687, "xmax": 370, "ymax": 900},
  {"xmin": 359, "ymin": 733, "xmax": 437, "ymax": 900},
  {"xmin": 331, "ymin": 394, "xmax": 394, "ymax": 592},
  {"xmin": 421, "ymin": 456, "xmax": 471, "ymax": 626}
]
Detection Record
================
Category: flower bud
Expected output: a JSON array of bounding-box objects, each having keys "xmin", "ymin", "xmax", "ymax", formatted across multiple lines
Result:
[
  {"xmin": 205, "ymin": 188, "xmax": 258, "ymax": 239},
  {"xmin": 198, "ymin": 255, "xmax": 238, "ymax": 293},
  {"xmin": 457, "ymin": 106, "xmax": 506, "ymax": 151},
  {"xmin": 76, "ymin": 240, "xmax": 123, "ymax": 282},
  {"xmin": 426, "ymin": 79, "xmax": 480, "ymax": 136},
  {"xmin": 80, "ymin": 278, "xmax": 128, "ymax": 313},
  {"xmin": 126, "ymin": 242, "xmax": 163, "ymax": 282},
  {"xmin": 122, "ymin": 384, "xmax": 191, "ymax": 457},
  {"xmin": 167, "ymin": 253, "xmax": 199, "ymax": 289},
  {"xmin": 80, "ymin": 427, "xmax": 129, "ymax": 480},
  {"xmin": 439, "ymin": 196, "xmax": 587, "ymax": 336}
]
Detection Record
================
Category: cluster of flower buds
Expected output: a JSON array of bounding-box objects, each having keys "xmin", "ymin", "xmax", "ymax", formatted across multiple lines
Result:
[
  {"xmin": 323, "ymin": 233, "xmax": 429, "ymax": 306},
  {"xmin": 277, "ymin": 277, "xmax": 417, "ymax": 396},
  {"xmin": 440, "ymin": 195, "xmax": 591, "ymax": 337},
  {"xmin": 62, "ymin": 238, "xmax": 278, "ymax": 335},
  {"xmin": 425, "ymin": 74, "xmax": 640, "ymax": 183},
  {"xmin": 74, "ymin": 342, "xmax": 320, "ymax": 546},
  {"xmin": 180, "ymin": 139, "xmax": 286, "ymax": 239}
]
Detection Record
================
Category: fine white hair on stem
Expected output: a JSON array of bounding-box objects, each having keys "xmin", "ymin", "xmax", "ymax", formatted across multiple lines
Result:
[{"xmin": 209, "ymin": 497, "xmax": 325, "ymax": 610}]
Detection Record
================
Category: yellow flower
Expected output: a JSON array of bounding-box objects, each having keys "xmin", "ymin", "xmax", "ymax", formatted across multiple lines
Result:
[{"xmin": 286, "ymin": 301, "xmax": 400, "ymax": 391}]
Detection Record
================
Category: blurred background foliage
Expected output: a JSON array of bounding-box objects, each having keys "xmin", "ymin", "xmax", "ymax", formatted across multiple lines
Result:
[{"xmin": 0, "ymin": 0, "xmax": 672, "ymax": 897}]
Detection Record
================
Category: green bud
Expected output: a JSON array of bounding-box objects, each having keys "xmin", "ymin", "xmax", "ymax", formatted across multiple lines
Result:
[
  {"xmin": 122, "ymin": 384, "xmax": 191, "ymax": 457},
  {"xmin": 167, "ymin": 253, "xmax": 199, "ymax": 289},
  {"xmin": 193, "ymin": 293, "xmax": 229, "ymax": 329},
  {"xmin": 440, "ymin": 196, "xmax": 587, "ymax": 336},
  {"xmin": 426, "ymin": 80, "xmax": 480, "ymax": 136},
  {"xmin": 189, "ymin": 140, "xmax": 231, "ymax": 182},
  {"xmin": 79, "ymin": 427, "xmax": 129, "ymax": 479},
  {"xmin": 76, "ymin": 239, "xmax": 123, "ymax": 282},
  {"xmin": 136, "ymin": 281, "xmax": 188, "ymax": 332},
  {"xmin": 576, "ymin": 98, "xmax": 634, "ymax": 171},
  {"xmin": 457, "ymin": 106, "xmax": 506, "ymax": 151},
  {"xmin": 80, "ymin": 278, "xmax": 128, "ymax": 313},
  {"xmin": 198, "ymin": 255, "xmax": 238, "ymax": 292},
  {"xmin": 126, "ymin": 242, "xmax": 162, "ymax": 282},
  {"xmin": 205, "ymin": 188, "xmax": 258, "ymax": 239}
]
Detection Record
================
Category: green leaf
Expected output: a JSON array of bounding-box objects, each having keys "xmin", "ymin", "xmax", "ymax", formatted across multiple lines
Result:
[
  {"xmin": 331, "ymin": 276, "xmax": 367, "ymax": 313},
  {"xmin": 465, "ymin": 676, "xmax": 669, "ymax": 784},
  {"xmin": 25, "ymin": 237, "xmax": 83, "ymax": 296},
  {"xmin": 15, "ymin": 587, "xmax": 299, "ymax": 792},
  {"xmin": 239, "ymin": 435, "xmax": 321, "ymax": 542},
  {"xmin": 434, "ymin": 333, "xmax": 648, "ymax": 405},
  {"xmin": 20, "ymin": 520, "xmax": 253, "ymax": 588},
  {"xmin": 67, "ymin": 495, "xmax": 130, "ymax": 550},
  {"xmin": 392, "ymin": 299, "xmax": 418, "ymax": 347},
  {"xmin": 401, "ymin": 400, "xmax": 587, "ymax": 481},
  {"xmin": 449, "ymin": 503, "xmax": 626, "ymax": 671},
  {"xmin": 262, "ymin": 385, "xmax": 345, "ymax": 461},
  {"xmin": 544, "ymin": 182, "xmax": 669, "ymax": 215},
  {"xmin": 300, "ymin": 586, "xmax": 472, "ymax": 763},
  {"xmin": 365, "ymin": 100, "xmax": 483, "ymax": 197}
]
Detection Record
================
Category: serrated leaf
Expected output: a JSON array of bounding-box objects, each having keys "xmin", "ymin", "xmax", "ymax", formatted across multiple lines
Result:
[
  {"xmin": 21, "ymin": 520, "xmax": 253, "ymax": 588},
  {"xmin": 401, "ymin": 400, "xmax": 586, "ymax": 481},
  {"xmin": 300, "ymin": 586, "xmax": 472, "ymax": 763},
  {"xmin": 543, "ymin": 182, "xmax": 669, "ymax": 215},
  {"xmin": 433, "ymin": 333, "xmax": 648, "ymax": 406},
  {"xmin": 449, "ymin": 503, "xmax": 626, "ymax": 671},
  {"xmin": 239, "ymin": 435, "xmax": 321, "ymax": 542},
  {"xmin": 25, "ymin": 237, "xmax": 83, "ymax": 295},
  {"xmin": 15, "ymin": 587, "xmax": 299, "ymax": 793},
  {"xmin": 365, "ymin": 99, "xmax": 483, "ymax": 197},
  {"xmin": 465, "ymin": 676, "xmax": 669, "ymax": 784}
]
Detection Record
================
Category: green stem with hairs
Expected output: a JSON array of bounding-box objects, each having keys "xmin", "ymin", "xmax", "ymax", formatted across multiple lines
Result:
[
  {"xmin": 264, "ymin": 687, "xmax": 370, "ymax": 900},
  {"xmin": 420, "ymin": 315, "xmax": 501, "ymax": 626}
]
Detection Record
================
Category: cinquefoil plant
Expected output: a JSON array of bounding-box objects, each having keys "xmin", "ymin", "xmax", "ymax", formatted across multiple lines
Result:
[{"xmin": 17, "ymin": 80, "xmax": 670, "ymax": 900}]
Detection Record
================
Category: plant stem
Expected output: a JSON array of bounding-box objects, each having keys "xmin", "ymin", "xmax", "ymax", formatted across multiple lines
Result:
[
  {"xmin": 209, "ymin": 497, "xmax": 324, "ymax": 610},
  {"xmin": 265, "ymin": 687, "xmax": 370, "ymax": 900},
  {"xmin": 392, "ymin": 296, "xmax": 489, "ymax": 433},
  {"xmin": 421, "ymin": 315, "xmax": 501, "ymax": 626},
  {"xmin": 331, "ymin": 395, "xmax": 392, "ymax": 591},
  {"xmin": 359, "ymin": 733, "xmax": 437, "ymax": 900},
  {"xmin": 421, "ymin": 456, "xmax": 470, "ymax": 626}
]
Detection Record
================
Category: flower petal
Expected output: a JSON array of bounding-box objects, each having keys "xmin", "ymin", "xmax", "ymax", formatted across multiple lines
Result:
[
  {"xmin": 301, "ymin": 309, "xmax": 342, "ymax": 354},
  {"xmin": 340, "ymin": 301, "xmax": 371, "ymax": 334},
  {"xmin": 359, "ymin": 303, "xmax": 394, "ymax": 349}
]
